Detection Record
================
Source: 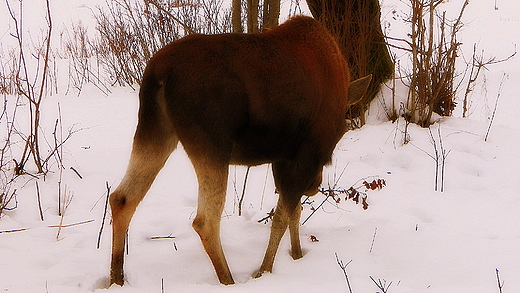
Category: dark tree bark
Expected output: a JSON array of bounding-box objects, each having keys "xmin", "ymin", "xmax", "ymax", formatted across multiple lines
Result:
[
  {"xmin": 233, "ymin": 0, "xmax": 280, "ymax": 33},
  {"xmin": 232, "ymin": 0, "xmax": 243, "ymax": 33},
  {"xmin": 306, "ymin": 0, "xmax": 394, "ymax": 124},
  {"xmin": 247, "ymin": 0, "xmax": 260, "ymax": 33},
  {"xmin": 262, "ymin": 0, "xmax": 281, "ymax": 31}
]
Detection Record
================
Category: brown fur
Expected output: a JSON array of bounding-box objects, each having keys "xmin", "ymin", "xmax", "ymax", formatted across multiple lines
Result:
[{"xmin": 109, "ymin": 15, "xmax": 371, "ymax": 286}]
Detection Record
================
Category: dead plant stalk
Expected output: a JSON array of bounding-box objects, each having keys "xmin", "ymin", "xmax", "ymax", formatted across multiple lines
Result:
[
  {"xmin": 463, "ymin": 44, "xmax": 516, "ymax": 118},
  {"xmin": 335, "ymin": 253, "xmax": 353, "ymax": 293},
  {"xmin": 485, "ymin": 73, "xmax": 508, "ymax": 142},
  {"xmin": 6, "ymin": 0, "xmax": 54, "ymax": 174}
]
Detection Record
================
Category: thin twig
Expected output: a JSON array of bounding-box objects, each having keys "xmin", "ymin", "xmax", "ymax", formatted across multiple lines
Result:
[
  {"xmin": 0, "ymin": 220, "xmax": 93, "ymax": 233},
  {"xmin": 496, "ymin": 268, "xmax": 504, "ymax": 293},
  {"xmin": 370, "ymin": 276, "xmax": 392, "ymax": 293},
  {"xmin": 260, "ymin": 165, "xmax": 269, "ymax": 210},
  {"xmin": 429, "ymin": 128, "xmax": 440, "ymax": 191},
  {"xmin": 437, "ymin": 126, "xmax": 448, "ymax": 192},
  {"xmin": 56, "ymin": 188, "xmax": 74, "ymax": 241},
  {"xmin": 0, "ymin": 227, "xmax": 30, "ymax": 234},
  {"xmin": 238, "ymin": 166, "xmax": 250, "ymax": 216},
  {"xmin": 485, "ymin": 74, "xmax": 508, "ymax": 142},
  {"xmin": 70, "ymin": 166, "xmax": 83, "ymax": 179},
  {"xmin": 97, "ymin": 181, "xmax": 111, "ymax": 249},
  {"xmin": 463, "ymin": 43, "xmax": 516, "ymax": 118},
  {"xmin": 335, "ymin": 253, "xmax": 353, "ymax": 293},
  {"xmin": 301, "ymin": 164, "xmax": 349, "ymax": 225},
  {"xmin": 48, "ymin": 219, "xmax": 94, "ymax": 228},
  {"xmin": 1, "ymin": 189, "xmax": 18, "ymax": 212},
  {"xmin": 369, "ymin": 227, "xmax": 377, "ymax": 253},
  {"xmin": 423, "ymin": 125, "xmax": 450, "ymax": 192},
  {"xmin": 301, "ymin": 191, "xmax": 333, "ymax": 225},
  {"xmin": 146, "ymin": 0, "xmax": 196, "ymax": 34},
  {"xmin": 257, "ymin": 208, "xmax": 275, "ymax": 224},
  {"xmin": 42, "ymin": 124, "xmax": 83, "ymax": 168},
  {"xmin": 56, "ymin": 103, "xmax": 64, "ymax": 216},
  {"xmin": 36, "ymin": 181, "xmax": 44, "ymax": 221},
  {"xmin": 150, "ymin": 234, "xmax": 176, "ymax": 240}
]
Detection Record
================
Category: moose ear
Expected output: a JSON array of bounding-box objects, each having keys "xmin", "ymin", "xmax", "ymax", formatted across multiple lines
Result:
[{"xmin": 348, "ymin": 74, "xmax": 372, "ymax": 106}]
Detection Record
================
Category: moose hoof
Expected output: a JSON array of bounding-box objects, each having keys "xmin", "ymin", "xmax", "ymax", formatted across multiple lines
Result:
[
  {"xmin": 110, "ymin": 278, "xmax": 124, "ymax": 287},
  {"xmin": 253, "ymin": 271, "xmax": 264, "ymax": 279},
  {"xmin": 218, "ymin": 276, "xmax": 235, "ymax": 286},
  {"xmin": 109, "ymin": 272, "xmax": 124, "ymax": 287},
  {"xmin": 253, "ymin": 268, "xmax": 271, "ymax": 279},
  {"xmin": 291, "ymin": 250, "xmax": 303, "ymax": 260}
]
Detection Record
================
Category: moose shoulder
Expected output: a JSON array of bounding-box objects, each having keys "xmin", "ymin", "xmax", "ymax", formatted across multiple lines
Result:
[{"xmin": 109, "ymin": 15, "xmax": 372, "ymax": 286}]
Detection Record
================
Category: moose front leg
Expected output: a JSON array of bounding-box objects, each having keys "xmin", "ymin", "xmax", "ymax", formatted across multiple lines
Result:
[
  {"xmin": 254, "ymin": 196, "xmax": 302, "ymax": 278},
  {"xmin": 288, "ymin": 200, "xmax": 303, "ymax": 260}
]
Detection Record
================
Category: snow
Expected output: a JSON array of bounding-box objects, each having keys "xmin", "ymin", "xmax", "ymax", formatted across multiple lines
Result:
[{"xmin": 1, "ymin": 0, "xmax": 520, "ymax": 292}]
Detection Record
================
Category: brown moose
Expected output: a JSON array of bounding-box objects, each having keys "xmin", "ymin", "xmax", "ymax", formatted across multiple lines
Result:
[{"xmin": 109, "ymin": 15, "xmax": 372, "ymax": 286}]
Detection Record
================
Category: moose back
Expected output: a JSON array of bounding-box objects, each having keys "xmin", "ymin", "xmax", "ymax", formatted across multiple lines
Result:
[{"xmin": 108, "ymin": 15, "xmax": 371, "ymax": 286}]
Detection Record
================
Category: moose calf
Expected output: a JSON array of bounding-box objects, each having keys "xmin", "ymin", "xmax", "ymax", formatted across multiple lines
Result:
[{"xmin": 109, "ymin": 15, "xmax": 371, "ymax": 286}]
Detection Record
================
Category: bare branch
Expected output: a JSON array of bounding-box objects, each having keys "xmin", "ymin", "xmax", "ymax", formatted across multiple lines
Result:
[
  {"xmin": 146, "ymin": 0, "xmax": 197, "ymax": 34},
  {"xmin": 335, "ymin": 253, "xmax": 353, "ymax": 293}
]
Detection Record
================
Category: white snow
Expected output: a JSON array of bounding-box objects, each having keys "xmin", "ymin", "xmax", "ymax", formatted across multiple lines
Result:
[{"xmin": 1, "ymin": 0, "xmax": 519, "ymax": 292}]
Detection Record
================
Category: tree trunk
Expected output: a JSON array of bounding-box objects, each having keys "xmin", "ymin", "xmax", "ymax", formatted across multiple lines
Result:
[
  {"xmin": 232, "ymin": 0, "xmax": 242, "ymax": 33},
  {"xmin": 262, "ymin": 0, "xmax": 280, "ymax": 31},
  {"xmin": 306, "ymin": 0, "xmax": 394, "ymax": 124},
  {"xmin": 233, "ymin": 0, "xmax": 280, "ymax": 33},
  {"xmin": 247, "ymin": 0, "xmax": 259, "ymax": 33}
]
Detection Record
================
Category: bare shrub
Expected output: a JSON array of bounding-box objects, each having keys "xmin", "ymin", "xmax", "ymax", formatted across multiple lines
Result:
[
  {"xmin": 5, "ymin": 0, "xmax": 55, "ymax": 174},
  {"xmin": 462, "ymin": 43, "xmax": 516, "ymax": 118},
  {"xmin": 61, "ymin": 21, "xmax": 111, "ymax": 95},
  {"xmin": 0, "ymin": 0, "xmax": 83, "ymax": 219},
  {"xmin": 0, "ymin": 47, "xmax": 18, "ymax": 95},
  {"xmin": 81, "ymin": 0, "xmax": 231, "ymax": 88},
  {"xmin": 390, "ymin": 0, "xmax": 469, "ymax": 127},
  {"xmin": 0, "ymin": 94, "xmax": 18, "ymax": 216}
]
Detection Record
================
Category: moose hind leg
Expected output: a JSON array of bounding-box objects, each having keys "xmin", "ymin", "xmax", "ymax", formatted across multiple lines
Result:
[
  {"xmin": 110, "ymin": 135, "xmax": 177, "ymax": 286},
  {"xmin": 191, "ymin": 159, "xmax": 234, "ymax": 285}
]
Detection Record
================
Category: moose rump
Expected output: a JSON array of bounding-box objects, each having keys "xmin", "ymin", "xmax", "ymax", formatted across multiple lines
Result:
[{"xmin": 109, "ymin": 15, "xmax": 371, "ymax": 286}]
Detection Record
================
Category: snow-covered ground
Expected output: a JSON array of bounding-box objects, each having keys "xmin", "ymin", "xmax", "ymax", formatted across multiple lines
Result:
[{"xmin": 1, "ymin": 0, "xmax": 520, "ymax": 292}]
